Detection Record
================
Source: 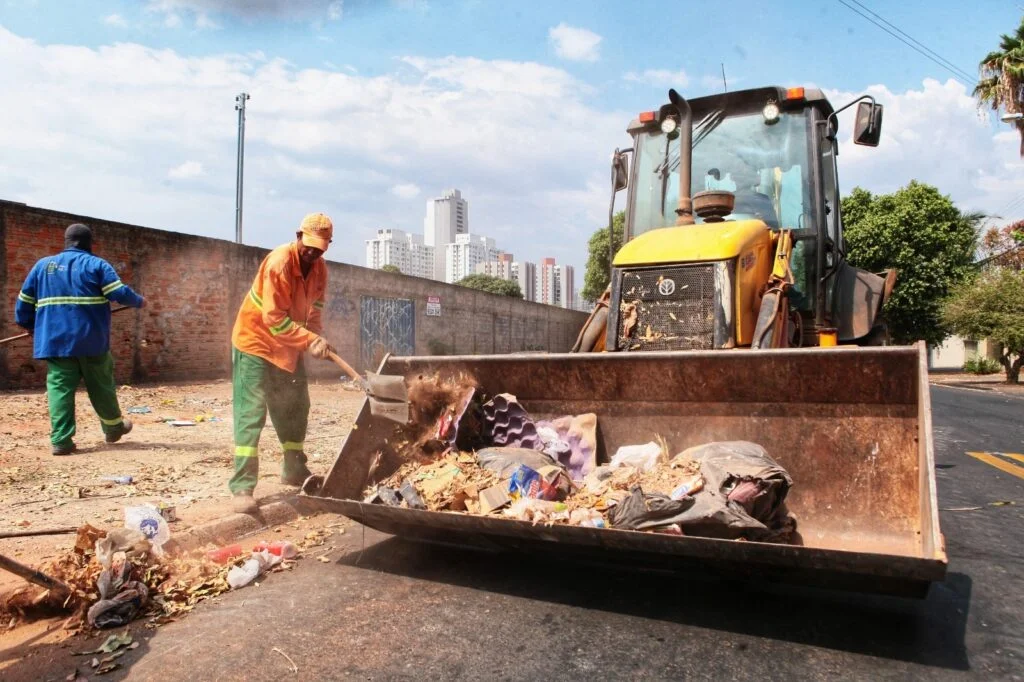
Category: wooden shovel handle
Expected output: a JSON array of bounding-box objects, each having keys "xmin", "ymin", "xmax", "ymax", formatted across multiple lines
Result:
[
  {"xmin": 326, "ymin": 350, "xmax": 362, "ymax": 382},
  {"xmin": 1, "ymin": 306, "xmax": 132, "ymax": 346}
]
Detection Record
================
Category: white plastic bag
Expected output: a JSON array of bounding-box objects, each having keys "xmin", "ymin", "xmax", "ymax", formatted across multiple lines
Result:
[
  {"xmin": 609, "ymin": 442, "xmax": 663, "ymax": 472},
  {"xmin": 226, "ymin": 550, "xmax": 282, "ymax": 589},
  {"xmin": 124, "ymin": 505, "xmax": 170, "ymax": 555}
]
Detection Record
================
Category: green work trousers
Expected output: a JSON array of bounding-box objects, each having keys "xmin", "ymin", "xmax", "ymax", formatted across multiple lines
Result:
[
  {"xmin": 45, "ymin": 352, "xmax": 124, "ymax": 447},
  {"xmin": 230, "ymin": 348, "xmax": 311, "ymax": 494}
]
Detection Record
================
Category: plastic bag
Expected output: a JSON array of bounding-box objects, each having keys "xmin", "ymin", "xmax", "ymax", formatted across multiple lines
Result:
[
  {"xmin": 87, "ymin": 551, "xmax": 149, "ymax": 628},
  {"xmin": 608, "ymin": 486, "xmax": 696, "ymax": 530},
  {"xmin": 227, "ymin": 549, "xmax": 283, "ymax": 589},
  {"xmin": 503, "ymin": 498, "xmax": 568, "ymax": 524},
  {"xmin": 669, "ymin": 441, "xmax": 795, "ymax": 541},
  {"xmin": 94, "ymin": 528, "xmax": 147, "ymax": 569},
  {"xmin": 476, "ymin": 447, "xmax": 557, "ymax": 479},
  {"xmin": 124, "ymin": 505, "xmax": 170, "ymax": 554},
  {"xmin": 609, "ymin": 442, "xmax": 664, "ymax": 472}
]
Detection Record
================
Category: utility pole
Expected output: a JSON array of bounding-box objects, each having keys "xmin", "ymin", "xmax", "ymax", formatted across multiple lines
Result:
[{"xmin": 234, "ymin": 92, "xmax": 250, "ymax": 244}]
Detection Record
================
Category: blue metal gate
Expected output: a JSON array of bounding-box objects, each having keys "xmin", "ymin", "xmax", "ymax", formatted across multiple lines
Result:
[{"xmin": 359, "ymin": 296, "xmax": 415, "ymax": 370}]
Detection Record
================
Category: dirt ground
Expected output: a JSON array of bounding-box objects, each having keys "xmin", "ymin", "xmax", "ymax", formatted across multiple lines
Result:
[
  {"xmin": 0, "ymin": 378, "xmax": 364, "ymax": 595},
  {"xmin": 929, "ymin": 371, "xmax": 1024, "ymax": 396}
]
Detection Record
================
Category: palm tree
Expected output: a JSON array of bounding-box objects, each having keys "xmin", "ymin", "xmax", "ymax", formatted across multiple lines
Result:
[{"xmin": 974, "ymin": 18, "xmax": 1024, "ymax": 156}]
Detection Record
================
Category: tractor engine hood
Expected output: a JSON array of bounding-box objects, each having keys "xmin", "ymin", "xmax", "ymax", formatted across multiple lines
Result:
[{"xmin": 614, "ymin": 219, "xmax": 770, "ymax": 267}]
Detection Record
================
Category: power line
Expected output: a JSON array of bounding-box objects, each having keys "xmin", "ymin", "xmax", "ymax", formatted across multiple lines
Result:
[
  {"xmin": 836, "ymin": 0, "xmax": 976, "ymax": 86},
  {"xmin": 844, "ymin": 0, "xmax": 977, "ymax": 83}
]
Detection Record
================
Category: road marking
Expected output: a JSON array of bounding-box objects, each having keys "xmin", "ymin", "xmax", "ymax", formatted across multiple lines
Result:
[
  {"xmin": 997, "ymin": 452, "xmax": 1024, "ymax": 464},
  {"xmin": 966, "ymin": 451, "xmax": 1024, "ymax": 480}
]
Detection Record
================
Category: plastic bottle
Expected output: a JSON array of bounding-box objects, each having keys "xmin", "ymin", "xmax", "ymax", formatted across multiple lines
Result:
[
  {"xmin": 206, "ymin": 544, "xmax": 243, "ymax": 564},
  {"xmin": 103, "ymin": 475, "xmax": 134, "ymax": 485},
  {"xmin": 252, "ymin": 540, "xmax": 297, "ymax": 559}
]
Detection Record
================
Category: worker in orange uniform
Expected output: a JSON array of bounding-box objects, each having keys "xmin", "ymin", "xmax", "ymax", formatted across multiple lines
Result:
[{"xmin": 229, "ymin": 213, "xmax": 335, "ymax": 514}]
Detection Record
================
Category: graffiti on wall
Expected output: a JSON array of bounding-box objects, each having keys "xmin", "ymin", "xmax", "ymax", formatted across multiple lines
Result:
[{"xmin": 360, "ymin": 296, "xmax": 415, "ymax": 369}]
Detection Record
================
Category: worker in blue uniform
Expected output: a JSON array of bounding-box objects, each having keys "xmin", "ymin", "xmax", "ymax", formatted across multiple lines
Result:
[{"xmin": 14, "ymin": 223, "xmax": 146, "ymax": 455}]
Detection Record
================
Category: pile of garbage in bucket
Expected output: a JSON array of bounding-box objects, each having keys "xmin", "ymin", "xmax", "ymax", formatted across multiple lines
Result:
[{"xmin": 365, "ymin": 378, "xmax": 797, "ymax": 543}]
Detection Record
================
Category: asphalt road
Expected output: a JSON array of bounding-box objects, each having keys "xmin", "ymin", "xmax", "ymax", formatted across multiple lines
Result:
[{"xmin": 13, "ymin": 386, "xmax": 1024, "ymax": 681}]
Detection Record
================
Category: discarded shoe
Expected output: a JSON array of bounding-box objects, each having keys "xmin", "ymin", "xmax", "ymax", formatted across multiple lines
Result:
[
  {"xmin": 105, "ymin": 419, "xmax": 134, "ymax": 443},
  {"xmin": 231, "ymin": 491, "xmax": 259, "ymax": 515},
  {"xmin": 52, "ymin": 441, "xmax": 77, "ymax": 456}
]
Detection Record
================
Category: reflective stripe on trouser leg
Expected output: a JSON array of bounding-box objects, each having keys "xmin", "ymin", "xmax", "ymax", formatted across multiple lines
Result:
[
  {"xmin": 266, "ymin": 356, "xmax": 311, "ymax": 479},
  {"xmin": 46, "ymin": 358, "xmax": 82, "ymax": 447},
  {"xmin": 79, "ymin": 353, "xmax": 124, "ymax": 434},
  {"xmin": 230, "ymin": 348, "xmax": 269, "ymax": 494}
]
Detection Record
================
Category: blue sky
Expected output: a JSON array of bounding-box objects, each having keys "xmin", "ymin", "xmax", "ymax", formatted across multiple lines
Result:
[{"xmin": 1, "ymin": 0, "xmax": 1021, "ymax": 278}]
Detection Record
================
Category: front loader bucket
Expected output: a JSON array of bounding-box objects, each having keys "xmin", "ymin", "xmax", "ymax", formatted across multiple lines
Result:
[{"xmin": 304, "ymin": 344, "xmax": 946, "ymax": 597}]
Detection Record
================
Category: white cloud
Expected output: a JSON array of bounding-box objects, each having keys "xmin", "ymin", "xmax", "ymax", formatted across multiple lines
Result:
[
  {"xmin": 825, "ymin": 79, "xmax": 1023, "ymax": 224},
  {"xmin": 0, "ymin": 27, "xmax": 625, "ymax": 276},
  {"xmin": 390, "ymin": 183, "xmax": 420, "ymax": 199},
  {"xmin": 103, "ymin": 14, "xmax": 130, "ymax": 29},
  {"xmin": 623, "ymin": 68, "xmax": 689, "ymax": 89},
  {"xmin": 327, "ymin": 0, "xmax": 343, "ymax": 20},
  {"xmin": 195, "ymin": 12, "xmax": 219, "ymax": 29},
  {"xmin": 163, "ymin": 12, "xmax": 182, "ymax": 28},
  {"xmin": 548, "ymin": 23, "xmax": 601, "ymax": 62},
  {"xmin": 167, "ymin": 161, "xmax": 206, "ymax": 179}
]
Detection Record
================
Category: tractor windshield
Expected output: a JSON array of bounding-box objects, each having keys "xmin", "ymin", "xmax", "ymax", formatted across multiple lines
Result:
[{"xmin": 629, "ymin": 109, "xmax": 812, "ymax": 239}]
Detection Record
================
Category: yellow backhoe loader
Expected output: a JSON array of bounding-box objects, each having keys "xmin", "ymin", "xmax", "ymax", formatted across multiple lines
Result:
[{"xmin": 305, "ymin": 86, "xmax": 945, "ymax": 597}]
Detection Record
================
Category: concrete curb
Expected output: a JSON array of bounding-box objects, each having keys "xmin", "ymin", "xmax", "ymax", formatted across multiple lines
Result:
[{"xmin": 168, "ymin": 495, "xmax": 323, "ymax": 554}]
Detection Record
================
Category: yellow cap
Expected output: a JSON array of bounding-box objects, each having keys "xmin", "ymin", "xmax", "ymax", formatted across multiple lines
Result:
[{"xmin": 299, "ymin": 213, "xmax": 333, "ymax": 251}]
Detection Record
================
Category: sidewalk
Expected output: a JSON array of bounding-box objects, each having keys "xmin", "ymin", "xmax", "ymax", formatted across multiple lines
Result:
[
  {"xmin": 928, "ymin": 372, "xmax": 1024, "ymax": 397},
  {"xmin": 0, "ymin": 378, "xmax": 363, "ymax": 594}
]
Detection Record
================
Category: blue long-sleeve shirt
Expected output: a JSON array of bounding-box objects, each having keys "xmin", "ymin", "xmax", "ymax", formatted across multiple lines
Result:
[{"xmin": 14, "ymin": 247, "xmax": 144, "ymax": 359}]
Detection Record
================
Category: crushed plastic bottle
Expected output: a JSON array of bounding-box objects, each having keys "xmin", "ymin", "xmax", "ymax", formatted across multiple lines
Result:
[
  {"xmin": 226, "ymin": 550, "xmax": 283, "ymax": 590},
  {"xmin": 206, "ymin": 544, "xmax": 244, "ymax": 564},
  {"xmin": 252, "ymin": 540, "xmax": 297, "ymax": 559},
  {"xmin": 103, "ymin": 475, "xmax": 134, "ymax": 485}
]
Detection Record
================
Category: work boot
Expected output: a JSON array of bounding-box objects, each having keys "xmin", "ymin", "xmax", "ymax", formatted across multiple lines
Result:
[
  {"xmin": 231, "ymin": 490, "xmax": 259, "ymax": 515},
  {"xmin": 281, "ymin": 451, "xmax": 314, "ymax": 487},
  {"xmin": 52, "ymin": 441, "xmax": 77, "ymax": 456},
  {"xmin": 105, "ymin": 419, "xmax": 133, "ymax": 444}
]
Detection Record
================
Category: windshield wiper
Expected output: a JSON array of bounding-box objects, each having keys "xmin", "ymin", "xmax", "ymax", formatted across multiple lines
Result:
[{"xmin": 655, "ymin": 108, "xmax": 726, "ymax": 178}]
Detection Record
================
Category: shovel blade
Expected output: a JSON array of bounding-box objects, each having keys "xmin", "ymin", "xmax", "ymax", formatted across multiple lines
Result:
[
  {"xmin": 369, "ymin": 398, "xmax": 409, "ymax": 424},
  {"xmin": 365, "ymin": 372, "xmax": 408, "ymax": 402}
]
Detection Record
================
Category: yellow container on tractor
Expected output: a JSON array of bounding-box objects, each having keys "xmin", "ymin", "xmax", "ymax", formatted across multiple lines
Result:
[{"xmin": 306, "ymin": 85, "xmax": 946, "ymax": 597}]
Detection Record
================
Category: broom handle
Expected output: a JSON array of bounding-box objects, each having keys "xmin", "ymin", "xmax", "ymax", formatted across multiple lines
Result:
[
  {"xmin": 1, "ymin": 306, "xmax": 132, "ymax": 346},
  {"xmin": 326, "ymin": 351, "xmax": 363, "ymax": 382}
]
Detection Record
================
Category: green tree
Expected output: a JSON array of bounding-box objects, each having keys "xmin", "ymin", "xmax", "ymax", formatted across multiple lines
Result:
[
  {"xmin": 842, "ymin": 181, "xmax": 979, "ymax": 346},
  {"xmin": 380, "ymin": 264, "xmax": 402, "ymax": 274},
  {"xmin": 944, "ymin": 268, "xmax": 1024, "ymax": 383},
  {"xmin": 456, "ymin": 273, "xmax": 523, "ymax": 298},
  {"xmin": 582, "ymin": 211, "xmax": 624, "ymax": 303},
  {"xmin": 973, "ymin": 16, "xmax": 1024, "ymax": 156}
]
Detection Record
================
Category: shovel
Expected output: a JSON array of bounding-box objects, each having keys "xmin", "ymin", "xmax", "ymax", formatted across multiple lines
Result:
[{"xmin": 326, "ymin": 351, "xmax": 409, "ymax": 424}]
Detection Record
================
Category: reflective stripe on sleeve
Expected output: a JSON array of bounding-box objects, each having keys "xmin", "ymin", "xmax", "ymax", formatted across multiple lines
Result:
[{"xmin": 101, "ymin": 280, "xmax": 125, "ymax": 295}]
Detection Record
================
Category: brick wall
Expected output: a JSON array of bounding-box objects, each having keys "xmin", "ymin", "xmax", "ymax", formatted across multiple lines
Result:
[{"xmin": 0, "ymin": 201, "xmax": 588, "ymax": 389}]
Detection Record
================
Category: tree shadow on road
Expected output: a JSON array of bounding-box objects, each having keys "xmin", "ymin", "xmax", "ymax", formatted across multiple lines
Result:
[{"xmin": 338, "ymin": 536, "xmax": 972, "ymax": 671}]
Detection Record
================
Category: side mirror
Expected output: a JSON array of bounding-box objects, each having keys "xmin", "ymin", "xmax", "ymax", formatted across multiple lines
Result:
[
  {"xmin": 853, "ymin": 101, "xmax": 883, "ymax": 147},
  {"xmin": 613, "ymin": 151, "xmax": 629, "ymax": 191}
]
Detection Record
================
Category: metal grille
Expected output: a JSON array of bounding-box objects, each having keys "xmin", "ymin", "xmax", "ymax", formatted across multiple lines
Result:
[{"xmin": 616, "ymin": 265, "xmax": 716, "ymax": 351}]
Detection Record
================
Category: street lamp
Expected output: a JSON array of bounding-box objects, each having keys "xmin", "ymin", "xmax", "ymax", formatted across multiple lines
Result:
[
  {"xmin": 1001, "ymin": 112, "xmax": 1023, "ymax": 122},
  {"xmin": 234, "ymin": 92, "xmax": 250, "ymax": 244}
]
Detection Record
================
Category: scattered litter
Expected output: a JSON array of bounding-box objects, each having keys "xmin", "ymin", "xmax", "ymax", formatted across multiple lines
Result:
[
  {"xmin": 127, "ymin": 407, "xmax": 152, "ymax": 414},
  {"xmin": 990, "ymin": 500, "xmax": 1016, "ymax": 507},
  {"xmin": 102, "ymin": 475, "xmax": 134, "ymax": 485},
  {"xmin": 124, "ymin": 505, "xmax": 170, "ymax": 554},
  {"xmin": 941, "ymin": 506, "xmax": 983, "ymax": 512},
  {"xmin": 272, "ymin": 646, "xmax": 299, "ymax": 674},
  {"xmin": 206, "ymin": 544, "xmax": 243, "ymax": 564},
  {"xmin": 253, "ymin": 541, "xmax": 297, "ymax": 559},
  {"xmin": 227, "ymin": 550, "xmax": 282, "ymax": 589},
  {"xmin": 609, "ymin": 441, "xmax": 665, "ymax": 472},
  {"xmin": 167, "ymin": 420, "xmax": 196, "ymax": 427}
]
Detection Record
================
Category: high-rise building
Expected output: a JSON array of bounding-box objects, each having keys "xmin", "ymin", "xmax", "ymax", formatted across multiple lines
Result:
[
  {"xmin": 537, "ymin": 257, "xmax": 558, "ymax": 306},
  {"xmin": 446, "ymin": 234, "xmax": 497, "ymax": 284},
  {"xmin": 424, "ymin": 189, "xmax": 469, "ymax": 281},
  {"xmin": 555, "ymin": 264, "xmax": 575, "ymax": 310},
  {"xmin": 475, "ymin": 254, "xmax": 536, "ymax": 301},
  {"xmin": 364, "ymin": 228, "xmax": 435, "ymax": 279},
  {"xmin": 512, "ymin": 261, "xmax": 537, "ymax": 302},
  {"xmin": 536, "ymin": 258, "xmax": 575, "ymax": 309}
]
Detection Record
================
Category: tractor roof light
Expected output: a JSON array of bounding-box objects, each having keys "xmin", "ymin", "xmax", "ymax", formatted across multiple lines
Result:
[{"xmin": 763, "ymin": 100, "xmax": 780, "ymax": 125}]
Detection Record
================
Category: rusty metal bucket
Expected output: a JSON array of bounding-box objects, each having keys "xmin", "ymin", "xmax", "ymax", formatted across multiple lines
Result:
[{"xmin": 304, "ymin": 343, "xmax": 946, "ymax": 597}]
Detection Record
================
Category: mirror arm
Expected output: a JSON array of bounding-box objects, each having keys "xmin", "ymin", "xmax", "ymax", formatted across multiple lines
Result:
[
  {"xmin": 608, "ymin": 147, "xmax": 633, "ymax": 274},
  {"xmin": 825, "ymin": 95, "xmax": 877, "ymax": 141}
]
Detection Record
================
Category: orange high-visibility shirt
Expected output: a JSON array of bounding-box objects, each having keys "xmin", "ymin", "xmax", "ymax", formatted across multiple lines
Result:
[{"xmin": 231, "ymin": 242, "xmax": 328, "ymax": 373}]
